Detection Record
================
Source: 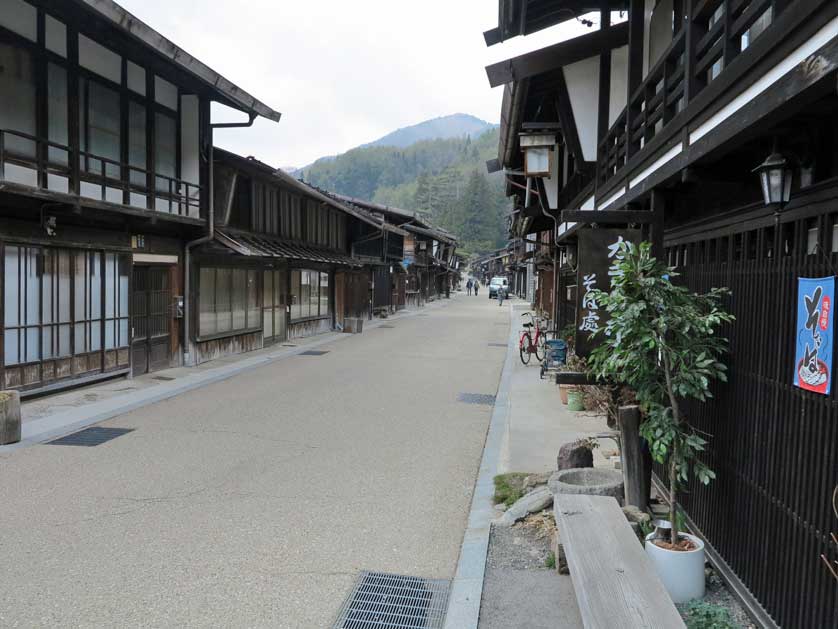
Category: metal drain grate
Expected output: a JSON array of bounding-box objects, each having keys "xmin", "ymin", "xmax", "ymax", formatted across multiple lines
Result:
[
  {"xmin": 282, "ymin": 343, "xmax": 297, "ymax": 347},
  {"xmin": 332, "ymin": 571, "xmax": 450, "ymax": 629},
  {"xmin": 49, "ymin": 427, "xmax": 134, "ymax": 447},
  {"xmin": 487, "ymin": 343, "xmax": 507, "ymax": 347},
  {"xmin": 378, "ymin": 324, "xmax": 396, "ymax": 329},
  {"xmin": 458, "ymin": 392, "xmax": 496, "ymax": 405},
  {"xmin": 152, "ymin": 375, "xmax": 175, "ymax": 381},
  {"xmin": 299, "ymin": 350, "xmax": 329, "ymax": 356}
]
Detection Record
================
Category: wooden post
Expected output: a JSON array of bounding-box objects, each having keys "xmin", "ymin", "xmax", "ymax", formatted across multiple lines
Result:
[{"xmin": 619, "ymin": 405, "xmax": 651, "ymax": 509}]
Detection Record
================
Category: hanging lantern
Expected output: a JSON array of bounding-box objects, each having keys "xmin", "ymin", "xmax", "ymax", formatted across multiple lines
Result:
[
  {"xmin": 520, "ymin": 133, "xmax": 556, "ymax": 178},
  {"xmin": 753, "ymin": 149, "xmax": 792, "ymax": 209}
]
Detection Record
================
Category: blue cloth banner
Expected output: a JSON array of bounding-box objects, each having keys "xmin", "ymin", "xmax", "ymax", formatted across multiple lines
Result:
[{"xmin": 794, "ymin": 276, "xmax": 835, "ymax": 395}]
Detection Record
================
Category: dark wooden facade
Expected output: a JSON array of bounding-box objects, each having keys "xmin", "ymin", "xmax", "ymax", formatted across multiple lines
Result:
[
  {"xmin": 0, "ymin": 0, "xmax": 279, "ymax": 393},
  {"xmin": 488, "ymin": 1, "xmax": 838, "ymax": 625}
]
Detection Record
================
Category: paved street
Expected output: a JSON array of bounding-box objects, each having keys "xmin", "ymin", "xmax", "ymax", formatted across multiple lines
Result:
[{"xmin": 0, "ymin": 297, "xmax": 507, "ymax": 628}]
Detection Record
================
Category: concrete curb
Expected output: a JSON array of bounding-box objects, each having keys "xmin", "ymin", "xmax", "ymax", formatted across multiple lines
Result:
[
  {"xmin": 1, "ymin": 300, "xmax": 452, "ymax": 453},
  {"xmin": 444, "ymin": 303, "xmax": 516, "ymax": 628}
]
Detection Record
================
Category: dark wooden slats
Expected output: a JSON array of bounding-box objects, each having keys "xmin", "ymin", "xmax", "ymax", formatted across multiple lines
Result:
[
  {"xmin": 596, "ymin": 0, "xmax": 796, "ymax": 189},
  {"xmin": 660, "ymin": 214, "xmax": 838, "ymax": 628}
]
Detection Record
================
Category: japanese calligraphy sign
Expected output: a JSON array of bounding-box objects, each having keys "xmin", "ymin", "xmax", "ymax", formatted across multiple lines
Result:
[
  {"xmin": 575, "ymin": 227, "xmax": 641, "ymax": 357},
  {"xmin": 794, "ymin": 276, "xmax": 835, "ymax": 395}
]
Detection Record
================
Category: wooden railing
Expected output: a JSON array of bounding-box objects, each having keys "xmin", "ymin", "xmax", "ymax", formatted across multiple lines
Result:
[
  {"xmin": 597, "ymin": 0, "xmax": 784, "ymax": 188},
  {"xmin": 0, "ymin": 128, "xmax": 202, "ymax": 217}
]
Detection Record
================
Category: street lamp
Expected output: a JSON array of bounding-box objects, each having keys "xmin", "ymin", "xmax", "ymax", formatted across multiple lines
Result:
[
  {"xmin": 753, "ymin": 146, "xmax": 792, "ymax": 209},
  {"xmin": 519, "ymin": 133, "xmax": 556, "ymax": 178}
]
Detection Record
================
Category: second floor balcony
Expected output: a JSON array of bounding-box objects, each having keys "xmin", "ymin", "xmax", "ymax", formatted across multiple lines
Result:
[
  {"xmin": 0, "ymin": 0, "xmax": 280, "ymax": 224},
  {"xmin": 597, "ymin": 0, "xmax": 835, "ymax": 198},
  {"xmin": 0, "ymin": 127, "xmax": 201, "ymax": 218}
]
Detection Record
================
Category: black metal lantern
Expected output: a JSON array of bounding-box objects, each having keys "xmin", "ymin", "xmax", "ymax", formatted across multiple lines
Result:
[{"xmin": 753, "ymin": 150, "xmax": 792, "ymax": 209}]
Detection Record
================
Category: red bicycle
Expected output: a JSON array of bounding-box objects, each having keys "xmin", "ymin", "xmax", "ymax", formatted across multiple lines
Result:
[{"xmin": 519, "ymin": 312, "xmax": 546, "ymax": 365}]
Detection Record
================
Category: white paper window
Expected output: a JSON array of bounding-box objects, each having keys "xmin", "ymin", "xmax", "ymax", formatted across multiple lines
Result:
[
  {"xmin": 79, "ymin": 34, "xmax": 122, "ymax": 84},
  {"xmin": 0, "ymin": 43, "xmax": 37, "ymax": 158},
  {"xmin": 232, "ymin": 269, "xmax": 247, "ymax": 330},
  {"xmin": 47, "ymin": 64, "xmax": 68, "ymax": 165},
  {"xmin": 80, "ymin": 79, "xmax": 121, "ymax": 178},
  {"xmin": 45, "ymin": 15, "xmax": 67, "ymax": 57},
  {"xmin": 290, "ymin": 270, "xmax": 302, "ymax": 319},
  {"xmin": 127, "ymin": 61, "xmax": 146, "ymax": 96},
  {"xmin": 0, "ymin": 0, "xmax": 36, "ymax": 42},
  {"xmin": 199, "ymin": 268, "xmax": 217, "ymax": 336},
  {"xmin": 128, "ymin": 102, "xmax": 147, "ymax": 187},
  {"xmin": 154, "ymin": 75, "xmax": 178, "ymax": 111}
]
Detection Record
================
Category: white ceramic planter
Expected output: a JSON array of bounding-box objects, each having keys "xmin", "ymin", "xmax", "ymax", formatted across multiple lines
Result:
[{"xmin": 644, "ymin": 532, "xmax": 706, "ymax": 603}]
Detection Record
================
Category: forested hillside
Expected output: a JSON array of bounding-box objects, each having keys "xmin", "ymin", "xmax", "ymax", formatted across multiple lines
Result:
[
  {"xmin": 298, "ymin": 128, "xmax": 510, "ymax": 255},
  {"xmin": 362, "ymin": 113, "xmax": 496, "ymax": 149}
]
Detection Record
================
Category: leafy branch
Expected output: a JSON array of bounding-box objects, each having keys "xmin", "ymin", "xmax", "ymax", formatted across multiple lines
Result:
[{"xmin": 587, "ymin": 241, "xmax": 734, "ymax": 545}]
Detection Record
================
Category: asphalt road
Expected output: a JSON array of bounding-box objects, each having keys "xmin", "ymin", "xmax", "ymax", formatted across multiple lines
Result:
[{"xmin": 0, "ymin": 296, "xmax": 507, "ymax": 628}]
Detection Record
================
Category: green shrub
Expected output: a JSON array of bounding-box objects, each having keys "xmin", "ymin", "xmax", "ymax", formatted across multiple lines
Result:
[
  {"xmin": 493, "ymin": 473, "xmax": 528, "ymax": 506},
  {"xmin": 679, "ymin": 600, "xmax": 739, "ymax": 629}
]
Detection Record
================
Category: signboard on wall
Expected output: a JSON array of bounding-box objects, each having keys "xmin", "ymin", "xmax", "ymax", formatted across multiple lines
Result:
[
  {"xmin": 575, "ymin": 227, "xmax": 641, "ymax": 357},
  {"xmin": 794, "ymin": 276, "xmax": 835, "ymax": 395}
]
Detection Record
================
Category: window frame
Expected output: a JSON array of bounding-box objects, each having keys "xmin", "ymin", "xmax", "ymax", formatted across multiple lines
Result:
[
  {"xmin": 1, "ymin": 242, "xmax": 128, "ymax": 369},
  {"xmin": 0, "ymin": 10, "xmax": 195, "ymax": 214},
  {"xmin": 195, "ymin": 265, "xmax": 263, "ymax": 341},
  {"xmin": 289, "ymin": 268, "xmax": 331, "ymax": 322}
]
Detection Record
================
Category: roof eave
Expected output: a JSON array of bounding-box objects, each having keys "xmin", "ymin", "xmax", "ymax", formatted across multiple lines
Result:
[{"xmin": 79, "ymin": 0, "xmax": 281, "ymax": 122}]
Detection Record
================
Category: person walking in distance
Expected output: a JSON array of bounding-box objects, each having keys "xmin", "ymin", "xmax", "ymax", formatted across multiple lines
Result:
[
  {"xmin": 497, "ymin": 284, "xmax": 507, "ymax": 306},
  {"xmin": 466, "ymin": 278, "xmax": 473, "ymax": 296},
  {"xmin": 474, "ymin": 280, "xmax": 479, "ymax": 296}
]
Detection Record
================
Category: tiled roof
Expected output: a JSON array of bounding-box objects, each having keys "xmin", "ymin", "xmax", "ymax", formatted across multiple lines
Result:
[{"xmin": 216, "ymin": 230, "xmax": 362, "ymax": 267}]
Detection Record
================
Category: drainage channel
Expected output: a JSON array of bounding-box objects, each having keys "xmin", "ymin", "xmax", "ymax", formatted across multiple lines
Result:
[
  {"xmin": 332, "ymin": 571, "xmax": 451, "ymax": 629},
  {"xmin": 48, "ymin": 426, "xmax": 134, "ymax": 446}
]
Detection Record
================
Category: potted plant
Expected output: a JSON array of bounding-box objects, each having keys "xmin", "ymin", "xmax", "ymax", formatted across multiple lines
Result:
[
  {"xmin": 557, "ymin": 353, "xmax": 586, "ymax": 405},
  {"xmin": 587, "ymin": 241, "xmax": 733, "ymax": 603},
  {"xmin": 566, "ymin": 386, "xmax": 585, "ymax": 411}
]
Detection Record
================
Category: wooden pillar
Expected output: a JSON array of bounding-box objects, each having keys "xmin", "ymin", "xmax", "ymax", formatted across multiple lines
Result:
[
  {"xmin": 626, "ymin": 0, "xmax": 645, "ymax": 158},
  {"xmin": 650, "ymin": 189, "xmax": 666, "ymax": 261},
  {"xmin": 619, "ymin": 405, "xmax": 651, "ymax": 509}
]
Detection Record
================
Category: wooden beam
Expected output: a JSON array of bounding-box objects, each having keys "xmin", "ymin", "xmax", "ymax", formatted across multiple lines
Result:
[
  {"xmin": 485, "ymin": 22, "xmax": 630, "ymax": 88},
  {"xmin": 555, "ymin": 371, "xmax": 600, "ymax": 386},
  {"xmin": 555, "ymin": 73, "xmax": 585, "ymax": 169},
  {"xmin": 560, "ymin": 210, "xmax": 657, "ymax": 224},
  {"xmin": 597, "ymin": 6, "xmax": 613, "ymax": 186}
]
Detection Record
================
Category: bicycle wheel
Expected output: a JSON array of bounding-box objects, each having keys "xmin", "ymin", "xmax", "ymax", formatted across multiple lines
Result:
[
  {"xmin": 519, "ymin": 333, "xmax": 532, "ymax": 365},
  {"xmin": 534, "ymin": 333, "xmax": 546, "ymax": 362}
]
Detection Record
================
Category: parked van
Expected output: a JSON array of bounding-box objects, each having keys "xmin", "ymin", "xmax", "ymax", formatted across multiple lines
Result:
[{"xmin": 488, "ymin": 277, "xmax": 508, "ymax": 299}]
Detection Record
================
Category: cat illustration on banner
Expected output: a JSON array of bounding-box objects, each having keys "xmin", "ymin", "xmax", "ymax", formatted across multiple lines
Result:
[{"xmin": 794, "ymin": 277, "xmax": 835, "ymax": 395}]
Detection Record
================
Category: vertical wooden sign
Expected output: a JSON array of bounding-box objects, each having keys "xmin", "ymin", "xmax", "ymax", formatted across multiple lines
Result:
[{"xmin": 575, "ymin": 227, "xmax": 641, "ymax": 357}]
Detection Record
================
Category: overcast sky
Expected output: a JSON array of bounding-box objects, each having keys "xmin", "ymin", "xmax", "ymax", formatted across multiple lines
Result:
[{"xmin": 118, "ymin": 1, "xmax": 591, "ymax": 168}]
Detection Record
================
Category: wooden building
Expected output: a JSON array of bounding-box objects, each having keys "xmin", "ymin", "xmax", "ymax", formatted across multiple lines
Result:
[
  {"xmin": 323, "ymin": 194, "xmax": 459, "ymax": 308},
  {"xmin": 486, "ymin": 1, "xmax": 838, "ymax": 626},
  {"xmin": 0, "ymin": 0, "xmax": 280, "ymax": 392},
  {"xmin": 187, "ymin": 149, "xmax": 401, "ymax": 363}
]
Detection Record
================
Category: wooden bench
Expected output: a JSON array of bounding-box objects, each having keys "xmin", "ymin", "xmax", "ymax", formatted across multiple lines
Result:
[{"xmin": 554, "ymin": 493, "xmax": 686, "ymax": 629}]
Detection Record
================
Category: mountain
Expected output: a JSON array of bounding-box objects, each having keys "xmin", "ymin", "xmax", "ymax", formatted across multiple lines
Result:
[
  {"xmin": 299, "ymin": 125, "xmax": 510, "ymax": 256},
  {"xmin": 362, "ymin": 114, "xmax": 497, "ymax": 149}
]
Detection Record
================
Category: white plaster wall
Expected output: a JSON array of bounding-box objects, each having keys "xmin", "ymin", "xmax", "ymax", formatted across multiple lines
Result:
[
  {"xmin": 609, "ymin": 45, "xmax": 629, "ymax": 125},
  {"xmin": 562, "ymin": 56, "xmax": 600, "ymax": 163}
]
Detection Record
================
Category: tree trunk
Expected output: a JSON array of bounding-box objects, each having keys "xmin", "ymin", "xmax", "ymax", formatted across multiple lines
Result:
[
  {"xmin": 669, "ymin": 446, "xmax": 678, "ymax": 545},
  {"xmin": 662, "ymin": 351, "xmax": 681, "ymax": 545}
]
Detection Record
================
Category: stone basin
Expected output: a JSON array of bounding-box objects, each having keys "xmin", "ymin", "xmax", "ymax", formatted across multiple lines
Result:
[{"xmin": 548, "ymin": 467, "xmax": 624, "ymax": 504}]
